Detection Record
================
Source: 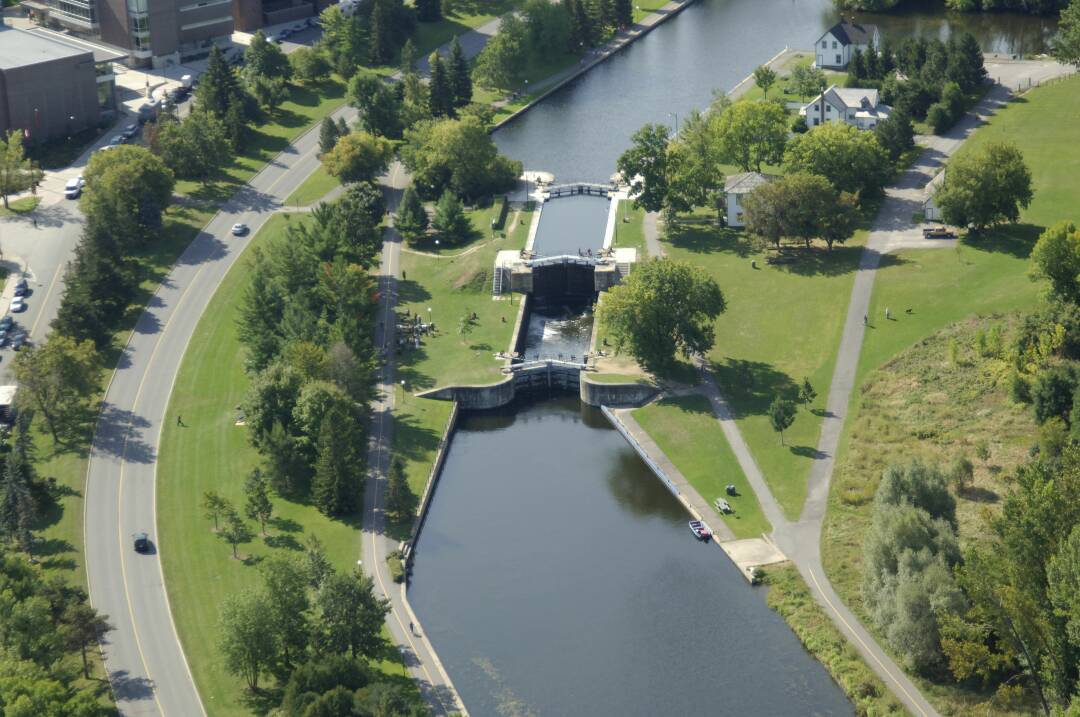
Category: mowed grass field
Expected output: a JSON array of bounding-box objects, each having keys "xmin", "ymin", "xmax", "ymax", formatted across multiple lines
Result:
[
  {"xmin": 157, "ymin": 215, "xmax": 414, "ymax": 716},
  {"xmin": 632, "ymin": 395, "xmax": 770, "ymax": 539}
]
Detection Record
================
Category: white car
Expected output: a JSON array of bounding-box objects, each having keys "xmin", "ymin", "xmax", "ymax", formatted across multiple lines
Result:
[
  {"xmin": 231, "ymin": 223, "xmax": 249, "ymax": 236},
  {"xmin": 9, "ymin": 297, "xmax": 25, "ymax": 313},
  {"xmin": 64, "ymin": 176, "xmax": 84, "ymax": 199}
]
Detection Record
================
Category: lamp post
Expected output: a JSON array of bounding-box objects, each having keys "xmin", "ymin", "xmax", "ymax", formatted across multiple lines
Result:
[
  {"xmin": 400, "ymin": 379, "xmax": 406, "ymax": 403},
  {"xmin": 427, "ymin": 306, "xmax": 432, "ymax": 331}
]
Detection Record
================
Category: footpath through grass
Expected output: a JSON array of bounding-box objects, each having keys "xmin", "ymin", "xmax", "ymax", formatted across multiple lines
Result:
[
  {"xmin": 633, "ymin": 395, "xmax": 769, "ymax": 539},
  {"xmin": 157, "ymin": 215, "xmax": 416, "ymax": 716}
]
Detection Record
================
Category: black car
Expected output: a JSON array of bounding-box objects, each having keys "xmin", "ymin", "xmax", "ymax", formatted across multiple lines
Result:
[
  {"xmin": 133, "ymin": 532, "xmax": 150, "ymax": 552},
  {"xmin": 13, "ymin": 278, "xmax": 27, "ymax": 297}
]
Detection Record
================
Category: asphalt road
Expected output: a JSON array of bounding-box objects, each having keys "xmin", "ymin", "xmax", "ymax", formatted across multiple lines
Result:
[{"xmin": 83, "ymin": 102, "xmax": 358, "ymax": 716}]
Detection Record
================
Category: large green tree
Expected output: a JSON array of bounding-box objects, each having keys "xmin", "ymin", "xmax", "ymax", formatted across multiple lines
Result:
[
  {"xmin": 244, "ymin": 30, "xmax": 292, "ymax": 84},
  {"xmin": 448, "ymin": 36, "xmax": 473, "ymax": 108},
  {"xmin": 321, "ymin": 131, "xmax": 394, "ymax": 184},
  {"xmin": 427, "ymin": 52, "xmax": 456, "ymax": 118},
  {"xmin": 401, "ymin": 115, "xmax": 521, "ymax": 199},
  {"xmin": 597, "ymin": 258, "xmax": 726, "ymax": 371},
  {"xmin": 1030, "ymin": 221, "xmax": 1080, "ymax": 305},
  {"xmin": 395, "ymin": 184, "xmax": 429, "ymax": 240},
  {"xmin": 715, "ymin": 100, "xmax": 788, "ymax": 172},
  {"xmin": 313, "ymin": 569, "xmax": 389, "ymax": 659},
  {"xmin": 312, "ymin": 403, "xmax": 364, "ymax": 517},
  {"xmin": 51, "ymin": 223, "xmax": 136, "ymax": 347},
  {"xmin": 784, "ymin": 122, "xmax": 891, "ymax": 197},
  {"xmin": 0, "ymin": 130, "xmax": 34, "ymax": 209},
  {"xmin": 1053, "ymin": 1, "xmax": 1080, "ymax": 68},
  {"xmin": 13, "ymin": 336, "xmax": 99, "ymax": 444},
  {"xmin": 81, "ymin": 145, "xmax": 174, "ymax": 249},
  {"xmin": 616, "ymin": 123, "xmax": 671, "ymax": 213},
  {"xmin": 471, "ymin": 13, "xmax": 528, "ymax": 89},
  {"xmin": 431, "ymin": 190, "xmax": 472, "ymax": 244},
  {"xmin": 259, "ymin": 555, "xmax": 310, "ymax": 670},
  {"xmin": 155, "ymin": 111, "xmax": 230, "ymax": 184},
  {"xmin": 348, "ymin": 73, "xmax": 403, "ymax": 138},
  {"xmin": 218, "ymin": 587, "xmax": 279, "ymax": 690},
  {"xmin": 935, "ymin": 141, "xmax": 1033, "ymax": 232}
]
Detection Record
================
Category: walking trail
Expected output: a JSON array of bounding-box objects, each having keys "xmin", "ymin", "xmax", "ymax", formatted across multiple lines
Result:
[{"xmin": 639, "ymin": 59, "xmax": 1074, "ymax": 717}]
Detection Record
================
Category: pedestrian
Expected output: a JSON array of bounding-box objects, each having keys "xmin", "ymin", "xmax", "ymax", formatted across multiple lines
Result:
[
  {"xmin": 863, "ymin": 314, "xmax": 867, "ymax": 326},
  {"xmin": 885, "ymin": 307, "xmax": 891, "ymax": 320},
  {"xmin": 409, "ymin": 621, "xmax": 414, "ymax": 635},
  {"xmin": 32, "ymin": 217, "xmax": 37, "ymax": 229},
  {"xmin": 176, "ymin": 415, "xmax": 183, "ymax": 427},
  {"xmin": 402, "ymin": 270, "xmax": 406, "ymax": 281}
]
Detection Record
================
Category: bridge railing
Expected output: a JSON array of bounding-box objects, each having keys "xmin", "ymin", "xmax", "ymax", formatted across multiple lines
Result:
[
  {"xmin": 505, "ymin": 358, "xmax": 588, "ymax": 373},
  {"xmin": 525, "ymin": 254, "xmax": 604, "ymax": 268},
  {"xmin": 544, "ymin": 183, "xmax": 616, "ymax": 199}
]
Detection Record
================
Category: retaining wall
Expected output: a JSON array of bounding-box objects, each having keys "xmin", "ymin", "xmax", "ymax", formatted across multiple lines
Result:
[
  {"xmin": 580, "ymin": 374, "xmax": 658, "ymax": 407},
  {"xmin": 417, "ymin": 377, "xmax": 516, "ymax": 410}
]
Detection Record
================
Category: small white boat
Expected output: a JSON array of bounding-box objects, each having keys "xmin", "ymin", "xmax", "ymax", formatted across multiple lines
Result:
[{"xmin": 689, "ymin": 520, "xmax": 711, "ymax": 540}]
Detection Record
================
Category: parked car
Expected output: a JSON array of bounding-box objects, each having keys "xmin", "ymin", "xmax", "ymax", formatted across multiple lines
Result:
[
  {"xmin": 133, "ymin": 532, "xmax": 150, "ymax": 552},
  {"xmin": 13, "ymin": 278, "xmax": 28, "ymax": 297},
  {"xmin": 10, "ymin": 333, "xmax": 27, "ymax": 351},
  {"xmin": 0, "ymin": 331, "xmax": 8, "ymax": 348},
  {"xmin": 121, "ymin": 123, "xmax": 139, "ymax": 140},
  {"xmin": 231, "ymin": 222, "xmax": 249, "ymax": 236},
  {"xmin": 9, "ymin": 298, "xmax": 25, "ymax": 313},
  {"xmin": 275, "ymin": 29, "xmax": 291, "ymax": 41},
  {"xmin": 64, "ymin": 176, "xmax": 84, "ymax": 199},
  {"xmin": 108, "ymin": 134, "xmax": 126, "ymax": 146},
  {"xmin": 922, "ymin": 226, "xmax": 957, "ymax": 239},
  {"xmin": 0, "ymin": 316, "xmax": 12, "ymax": 332},
  {"xmin": 307, "ymin": 16, "xmax": 318, "ymax": 28}
]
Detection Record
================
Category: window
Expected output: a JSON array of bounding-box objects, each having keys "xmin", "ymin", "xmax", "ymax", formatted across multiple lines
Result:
[
  {"xmin": 835, "ymin": 54, "xmax": 842, "ymax": 64},
  {"xmin": 821, "ymin": 40, "xmax": 827, "ymax": 48},
  {"xmin": 832, "ymin": 41, "xmax": 837, "ymax": 49}
]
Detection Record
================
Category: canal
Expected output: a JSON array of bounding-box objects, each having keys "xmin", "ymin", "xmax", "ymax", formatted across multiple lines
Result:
[
  {"xmin": 493, "ymin": 0, "xmax": 1057, "ymax": 182},
  {"xmin": 409, "ymin": 1, "xmax": 1054, "ymax": 713},
  {"xmin": 408, "ymin": 397, "xmax": 854, "ymax": 717}
]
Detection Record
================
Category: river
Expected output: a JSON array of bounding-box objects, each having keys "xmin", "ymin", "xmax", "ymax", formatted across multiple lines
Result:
[
  {"xmin": 493, "ymin": 0, "xmax": 1057, "ymax": 182},
  {"xmin": 409, "ymin": 397, "xmax": 854, "ymax": 717}
]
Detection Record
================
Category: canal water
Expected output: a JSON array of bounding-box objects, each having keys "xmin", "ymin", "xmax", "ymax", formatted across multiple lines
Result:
[
  {"xmin": 521, "ymin": 301, "xmax": 594, "ymax": 362},
  {"xmin": 493, "ymin": 0, "xmax": 1057, "ymax": 182},
  {"xmin": 529, "ymin": 193, "xmax": 611, "ymax": 257},
  {"xmin": 409, "ymin": 397, "xmax": 854, "ymax": 717}
]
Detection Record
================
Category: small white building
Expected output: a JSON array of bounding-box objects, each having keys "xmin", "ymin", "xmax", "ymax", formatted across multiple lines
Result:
[
  {"xmin": 923, "ymin": 170, "xmax": 946, "ymax": 222},
  {"xmin": 724, "ymin": 172, "xmax": 776, "ymax": 228},
  {"xmin": 815, "ymin": 20, "xmax": 880, "ymax": 70},
  {"xmin": 800, "ymin": 85, "xmax": 892, "ymax": 130}
]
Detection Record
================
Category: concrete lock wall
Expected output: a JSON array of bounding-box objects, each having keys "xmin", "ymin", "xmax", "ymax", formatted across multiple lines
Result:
[
  {"xmin": 579, "ymin": 375, "xmax": 658, "ymax": 407},
  {"xmin": 417, "ymin": 376, "xmax": 517, "ymax": 410}
]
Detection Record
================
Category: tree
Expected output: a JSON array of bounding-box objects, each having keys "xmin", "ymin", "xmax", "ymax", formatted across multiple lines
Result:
[
  {"xmin": 790, "ymin": 63, "xmax": 827, "ymax": 100},
  {"xmin": 948, "ymin": 455, "xmax": 974, "ymax": 494},
  {"xmin": 616, "ymin": 123, "xmax": 671, "ymax": 213},
  {"xmin": 81, "ymin": 145, "xmax": 175, "ymax": 249},
  {"xmin": 715, "ymin": 100, "xmax": 788, "ymax": 172},
  {"xmin": 318, "ymin": 5, "xmax": 366, "ymax": 77},
  {"xmin": 458, "ymin": 310, "xmax": 478, "ymax": 341},
  {"xmin": 51, "ymin": 223, "xmax": 135, "ymax": 347},
  {"xmin": 614, "ymin": 0, "xmax": 632, "ymax": 26},
  {"xmin": 448, "ymin": 36, "xmax": 473, "ymax": 108},
  {"xmin": 431, "ymin": 190, "xmax": 471, "ymax": 244},
  {"xmin": 196, "ymin": 45, "xmax": 244, "ymax": 118},
  {"xmin": 395, "ymin": 185, "xmax": 429, "ymax": 240},
  {"xmin": 62, "ymin": 603, "xmax": 111, "ymax": 679},
  {"xmin": 664, "ymin": 110, "xmax": 725, "ymax": 216},
  {"xmin": 289, "ymin": 46, "xmax": 331, "ymax": 84},
  {"xmin": 202, "ymin": 491, "xmax": 229, "ymax": 531},
  {"xmin": 400, "ymin": 116, "xmax": 521, "ymax": 199},
  {"xmin": 946, "ymin": 32, "xmax": 986, "ymax": 92},
  {"xmin": 597, "ymin": 258, "xmax": 726, "ymax": 371},
  {"xmin": 798, "ymin": 377, "xmax": 816, "ymax": 404},
  {"xmin": 13, "ymin": 335, "xmax": 99, "ymax": 444},
  {"xmin": 1032, "ymin": 364, "xmax": 1077, "ymax": 424},
  {"xmin": 935, "ymin": 142, "xmax": 1033, "ymax": 232},
  {"xmin": 304, "ymin": 533, "xmax": 334, "ymax": 589},
  {"xmin": 314, "ymin": 569, "xmax": 389, "ymax": 658},
  {"xmin": 768, "ymin": 397, "xmax": 796, "ymax": 445},
  {"xmin": 784, "ymin": 122, "xmax": 891, "ymax": 197},
  {"xmin": 875, "ymin": 460, "xmax": 956, "ymax": 526},
  {"xmin": 471, "ymin": 14, "xmax": 528, "ymax": 89},
  {"xmin": 313, "ymin": 404, "xmax": 364, "ymax": 517},
  {"xmin": 369, "ymin": 0, "xmax": 391, "ymax": 65},
  {"xmin": 319, "ymin": 116, "xmax": 341, "ymax": 155},
  {"xmin": 0, "ymin": 130, "xmax": 34, "ymax": 209},
  {"xmin": 1053, "ymin": 0, "xmax": 1080, "ymax": 68},
  {"xmin": 321, "ymin": 131, "xmax": 394, "ymax": 184},
  {"xmin": 155, "ymin": 110, "xmax": 230, "ymax": 184},
  {"xmin": 874, "ymin": 105, "xmax": 915, "ymax": 161},
  {"xmin": 348, "ymin": 73, "xmax": 403, "ymax": 138},
  {"xmin": 249, "ymin": 75, "xmax": 289, "ymax": 110},
  {"xmin": 0, "ymin": 420, "xmax": 36, "ymax": 551},
  {"xmin": 385, "ymin": 457, "xmax": 417, "ymax": 520},
  {"xmin": 220, "ymin": 506, "xmax": 253, "ymax": 559},
  {"xmin": 415, "ymin": 0, "xmax": 440, "ymax": 21},
  {"xmin": 259, "ymin": 555, "xmax": 310, "ymax": 669},
  {"xmin": 243, "ymin": 469, "xmax": 274, "ymax": 535},
  {"xmin": 1031, "ymin": 221, "xmax": 1080, "ymax": 305},
  {"xmin": 427, "ymin": 52, "xmax": 455, "ymax": 118},
  {"xmin": 218, "ymin": 587, "xmax": 279, "ymax": 690},
  {"xmin": 244, "ymin": 30, "xmax": 292, "ymax": 85},
  {"xmin": 753, "ymin": 65, "xmax": 777, "ymax": 99},
  {"xmin": 742, "ymin": 172, "xmax": 855, "ymax": 250}
]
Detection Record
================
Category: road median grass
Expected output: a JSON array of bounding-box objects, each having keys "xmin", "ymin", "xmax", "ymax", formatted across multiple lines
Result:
[
  {"xmin": 156, "ymin": 215, "xmax": 416, "ymax": 716},
  {"xmin": 284, "ymin": 166, "xmax": 339, "ymax": 206},
  {"xmin": 632, "ymin": 394, "xmax": 769, "ymax": 539}
]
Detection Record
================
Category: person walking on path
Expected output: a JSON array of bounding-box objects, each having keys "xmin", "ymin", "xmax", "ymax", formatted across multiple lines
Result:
[{"xmin": 176, "ymin": 415, "xmax": 184, "ymax": 427}]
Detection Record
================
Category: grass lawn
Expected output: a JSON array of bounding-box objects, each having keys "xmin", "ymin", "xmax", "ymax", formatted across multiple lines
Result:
[
  {"xmin": 475, "ymin": 50, "xmax": 583, "ymax": 124},
  {"xmin": 284, "ymin": 167, "xmax": 339, "ymax": 206},
  {"xmin": 406, "ymin": 202, "xmax": 515, "ymax": 255},
  {"xmin": 157, "ymin": 215, "xmax": 417, "ymax": 716},
  {"xmin": 631, "ymin": 0, "xmax": 672, "ymax": 23},
  {"xmin": 633, "ymin": 395, "xmax": 770, "ymax": 539},
  {"xmin": 658, "ymin": 218, "xmax": 867, "ymax": 518},
  {"xmin": 0, "ymin": 196, "xmax": 41, "ymax": 216},
  {"xmin": 611, "ymin": 201, "xmax": 648, "ymax": 255},
  {"xmin": 175, "ymin": 79, "xmax": 347, "ymax": 202},
  {"xmin": 734, "ymin": 53, "xmax": 846, "ymax": 104},
  {"xmin": 410, "ymin": 0, "xmax": 519, "ymax": 59}
]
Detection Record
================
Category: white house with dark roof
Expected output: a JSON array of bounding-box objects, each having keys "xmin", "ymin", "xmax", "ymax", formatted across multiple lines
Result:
[
  {"xmin": 800, "ymin": 85, "xmax": 892, "ymax": 130},
  {"xmin": 815, "ymin": 20, "xmax": 880, "ymax": 70},
  {"xmin": 724, "ymin": 172, "xmax": 776, "ymax": 228}
]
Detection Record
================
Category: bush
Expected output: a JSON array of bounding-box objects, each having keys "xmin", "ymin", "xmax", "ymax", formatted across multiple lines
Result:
[
  {"xmin": 1032, "ymin": 364, "xmax": 1078, "ymax": 424},
  {"xmin": 386, "ymin": 550, "xmax": 406, "ymax": 583}
]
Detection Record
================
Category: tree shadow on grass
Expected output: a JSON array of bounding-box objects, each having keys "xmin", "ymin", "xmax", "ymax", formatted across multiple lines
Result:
[
  {"xmin": 264, "ymin": 533, "xmax": 303, "ymax": 551},
  {"xmin": 790, "ymin": 444, "xmax": 826, "ymax": 459},
  {"xmin": 963, "ymin": 223, "xmax": 1041, "ymax": 259},
  {"xmin": 269, "ymin": 516, "xmax": 303, "ymax": 533},
  {"xmin": 239, "ymin": 685, "xmax": 283, "ymax": 716},
  {"xmin": 775, "ymin": 244, "xmax": 864, "ymax": 278},
  {"xmin": 397, "ymin": 278, "xmax": 433, "ymax": 304},
  {"xmin": 709, "ymin": 357, "xmax": 796, "ymax": 418},
  {"xmin": 666, "ymin": 222, "xmax": 750, "ymax": 257},
  {"xmin": 392, "ymin": 411, "xmax": 442, "ymax": 468}
]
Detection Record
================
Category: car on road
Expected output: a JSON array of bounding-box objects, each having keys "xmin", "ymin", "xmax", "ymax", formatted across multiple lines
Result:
[
  {"xmin": 108, "ymin": 134, "xmax": 126, "ymax": 146},
  {"xmin": 133, "ymin": 532, "xmax": 150, "ymax": 552},
  {"xmin": 121, "ymin": 123, "xmax": 139, "ymax": 141},
  {"xmin": 231, "ymin": 222, "xmax": 249, "ymax": 236},
  {"xmin": 922, "ymin": 226, "xmax": 957, "ymax": 239},
  {"xmin": 13, "ymin": 278, "xmax": 28, "ymax": 297},
  {"xmin": 64, "ymin": 175, "xmax": 84, "ymax": 199},
  {"xmin": 9, "ymin": 298, "xmax": 26, "ymax": 313}
]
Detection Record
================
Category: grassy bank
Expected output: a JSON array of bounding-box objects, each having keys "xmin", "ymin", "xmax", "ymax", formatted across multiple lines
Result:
[
  {"xmin": 632, "ymin": 395, "xmax": 769, "ymax": 539},
  {"xmin": 0, "ymin": 196, "xmax": 41, "ymax": 216},
  {"xmin": 765, "ymin": 564, "xmax": 906, "ymax": 716},
  {"xmin": 156, "ymin": 215, "xmax": 416, "ymax": 716},
  {"xmin": 284, "ymin": 166, "xmax": 339, "ymax": 206}
]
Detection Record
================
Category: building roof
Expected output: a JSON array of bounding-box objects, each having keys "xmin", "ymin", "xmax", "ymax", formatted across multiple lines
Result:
[
  {"xmin": 0, "ymin": 26, "xmax": 126, "ymax": 69},
  {"xmin": 923, "ymin": 170, "xmax": 946, "ymax": 201},
  {"xmin": 801, "ymin": 85, "xmax": 888, "ymax": 115},
  {"xmin": 823, "ymin": 20, "xmax": 878, "ymax": 47},
  {"xmin": 724, "ymin": 172, "xmax": 776, "ymax": 194}
]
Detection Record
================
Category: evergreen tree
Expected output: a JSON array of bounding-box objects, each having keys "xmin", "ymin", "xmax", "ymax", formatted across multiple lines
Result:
[
  {"xmin": 569, "ymin": 0, "xmax": 591, "ymax": 50},
  {"xmin": 336, "ymin": 116, "xmax": 349, "ymax": 137},
  {"xmin": 369, "ymin": 0, "xmax": 390, "ymax": 65},
  {"xmin": 865, "ymin": 48, "xmax": 881, "ymax": 80},
  {"xmin": 427, "ymin": 52, "xmax": 455, "ymax": 118},
  {"xmin": 0, "ymin": 417, "xmax": 36, "ymax": 551},
  {"xmin": 319, "ymin": 116, "xmax": 341, "ymax": 155},
  {"xmin": 849, "ymin": 48, "xmax": 866, "ymax": 82},
  {"xmin": 196, "ymin": 45, "xmax": 243, "ymax": 118},
  {"xmin": 400, "ymin": 38, "xmax": 417, "ymax": 72},
  {"xmin": 395, "ymin": 185, "xmax": 429, "ymax": 239},
  {"xmin": 223, "ymin": 100, "xmax": 247, "ymax": 151},
  {"xmin": 313, "ymin": 405, "xmax": 363, "ymax": 517},
  {"xmin": 244, "ymin": 468, "xmax": 274, "ymax": 535},
  {"xmin": 448, "ymin": 36, "xmax": 473, "ymax": 108},
  {"xmin": 614, "ymin": 0, "xmax": 632, "ymax": 27},
  {"xmin": 432, "ymin": 190, "xmax": 471, "ymax": 244},
  {"xmin": 416, "ymin": 0, "xmax": 441, "ymax": 21},
  {"xmin": 385, "ymin": 457, "xmax": 417, "ymax": 519},
  {"xmin": 52, "ymin": 224, "xmax": 136, "ymax": 348}
]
